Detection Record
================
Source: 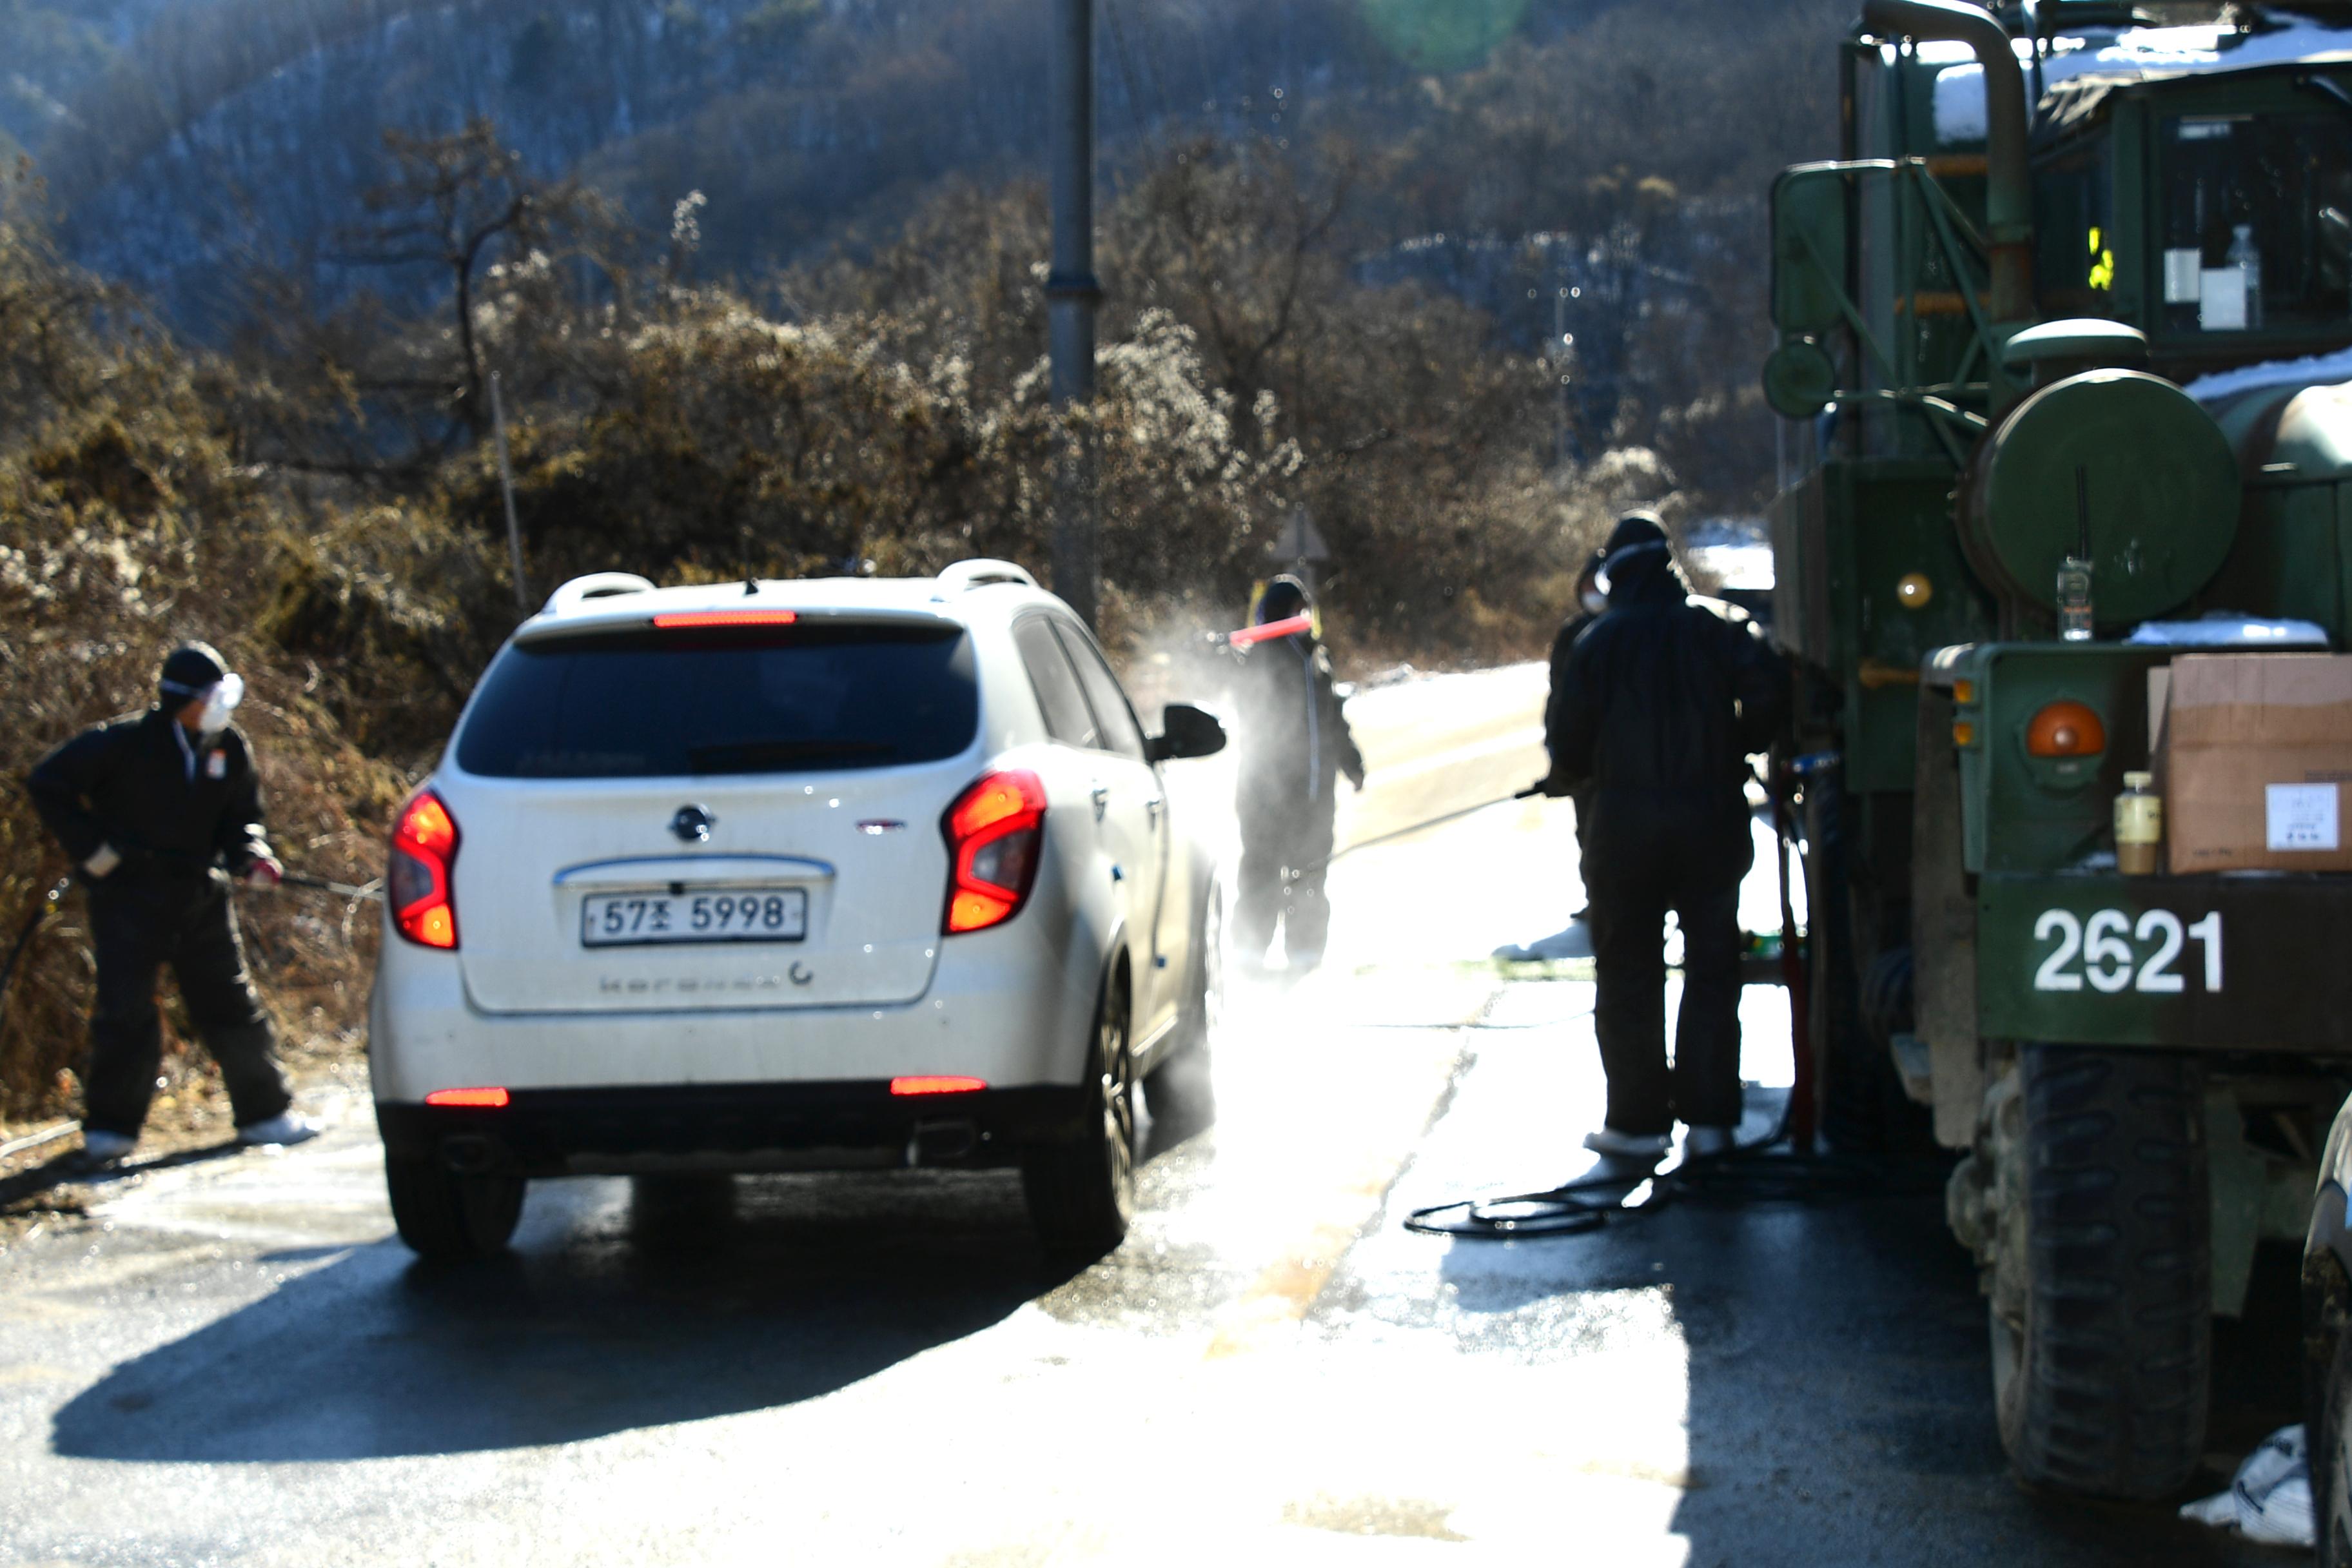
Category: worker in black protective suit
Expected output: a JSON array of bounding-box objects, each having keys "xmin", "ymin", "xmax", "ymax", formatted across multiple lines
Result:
[
  {"xmin": 1545, "ymin": 514, "xmax": 1786, "ymax": 1162},
  {"xmin": 1543, "ymin": 548, "xmax": 1612, "ymax": 922},
  {"xmin": 1226, "ymin": 576, "xmax": 1364, "ymax": 974},
  {"xmin": 26, "ymin": 643, "xmax": 318, "ymax": 1166}
]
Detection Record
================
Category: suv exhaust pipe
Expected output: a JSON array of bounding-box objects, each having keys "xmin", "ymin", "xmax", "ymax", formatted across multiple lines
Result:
[
  {"xmin": 906, "ymin": 1120, "xmax": 979, "ymax": 1166},
  {"xmin": 440, "ymin": 1135, "xmax": 499, "ymax": 1175}
]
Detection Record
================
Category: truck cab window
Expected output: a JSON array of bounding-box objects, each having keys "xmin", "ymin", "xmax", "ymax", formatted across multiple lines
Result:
[
  {"xmin": 2035, "ymin": 135, "xmax": 2117, "ymax": 319},
  {"xmin": 2161, "ymin": 112, "xmax": 2352, "ymax": 335}
]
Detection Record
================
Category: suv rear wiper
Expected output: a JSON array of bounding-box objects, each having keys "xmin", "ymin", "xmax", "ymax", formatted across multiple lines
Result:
[{"xmin": 686, "ymin": 740, "xmax": 893, "ymax": 774}]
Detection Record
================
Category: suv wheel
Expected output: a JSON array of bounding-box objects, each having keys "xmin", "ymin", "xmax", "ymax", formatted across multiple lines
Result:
[
  {"xmin": 1023, "ymin": 972, "xmax": 1137, "ymax": 1255},
  {"xmin": 386, "ymin": 1153, "xmax": 527, "ymax": 1262},
  {"xmin": 1991, "ymin": 1044, "xmax": 2209, "ymax": 1498}
]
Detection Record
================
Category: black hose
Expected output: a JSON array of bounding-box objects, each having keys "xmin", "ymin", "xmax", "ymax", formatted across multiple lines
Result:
[
  {"xmin": 1402, "ymin": 1119, "xmax": 1908, "ymax": 1241},
  {"xmin": 1310, "ymin": 784, "xmax": 1543, "ymax": 874}
]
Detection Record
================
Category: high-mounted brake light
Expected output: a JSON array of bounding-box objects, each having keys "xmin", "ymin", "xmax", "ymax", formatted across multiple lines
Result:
[
  {"xmin": 942, "ymin": 770, "xmax": 1048, "ymax": 934},
  {"xmin": 389, "ymin": 789, "xmax": 461, "ymax": 949},
  {"xmin": 651, "ymin": 609, "xmax": 800, "ymax": 629},
  {"xmin": 425, "ymin": 1086, "xmax": 510, "ymax": 1108},
  {"xmin": 2025, "ymin": 700, "xmax": 2106, "ymax": 758},
  {"xmin": 890, "ymin": 1075, "xmax": 987, "ymax": 1097}
]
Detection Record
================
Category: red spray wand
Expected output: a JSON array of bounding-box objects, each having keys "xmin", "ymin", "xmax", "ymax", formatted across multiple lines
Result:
[{"xmin": 1226, "ymin": 613, "xmax": 1314, "ymax": 647}]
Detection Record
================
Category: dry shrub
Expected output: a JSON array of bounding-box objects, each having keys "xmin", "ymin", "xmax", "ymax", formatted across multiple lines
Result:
[{"xmin": 0, "ymin": 219, "xmax": 409, "ymax": 1124}]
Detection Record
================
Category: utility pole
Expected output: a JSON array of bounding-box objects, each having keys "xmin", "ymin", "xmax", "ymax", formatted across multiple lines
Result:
[{"xmin": 1047, "ymin": 0, "xmax": 1102, "ymax": 628}]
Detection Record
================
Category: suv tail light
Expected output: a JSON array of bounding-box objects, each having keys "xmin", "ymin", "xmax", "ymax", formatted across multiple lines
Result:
[
  {"xmin": 942, "ymin": 770, "xmax": 1047, "ymax": 934},
  {"xmin": 389, "ymin": 789, "xmax": 461, "ymax": 948}
]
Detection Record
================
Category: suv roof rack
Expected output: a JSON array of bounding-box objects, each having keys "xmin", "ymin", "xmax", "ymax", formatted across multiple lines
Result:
[
  {"xmin": 544, "ymin": 573, "xmax": 657, "ymax": 616},
  {"xmin": 934, "ymin": 559, "xmax": 1040, "ymax": 596}
]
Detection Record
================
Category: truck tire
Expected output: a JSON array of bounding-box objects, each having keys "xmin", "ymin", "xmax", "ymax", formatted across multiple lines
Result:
[
  {"xmin": 1023, "ymin": 972, "xmax": 1137, "ymax": 1256},
  {"xmin": 2323, "ymin": 1330, "xmax": 2352, "ymax": 1567},
  {"xmin": 385, "ymin": 1153, "xmax": 527, "ymax": 1262},
  {"xmin": 1805, "ymin": 766, "xmax": 1913, "ymax": 1153},
  {"xmin": 1992, "ymin": 1044, "xmax": 2210, "ymax": 1499}
]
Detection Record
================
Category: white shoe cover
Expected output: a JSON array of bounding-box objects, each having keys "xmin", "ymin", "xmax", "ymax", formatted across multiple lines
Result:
[
  {"xmin": 79, "ymin": 1129, "xmax": 137, "ymax": 1164},
  {"xmin": 237, "ymin": 1112, "xmax": 320, "ymax": 1148}
]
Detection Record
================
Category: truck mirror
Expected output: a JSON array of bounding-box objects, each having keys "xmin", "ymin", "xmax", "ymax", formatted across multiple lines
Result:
[
  {"xmin": 1771, "ymin": 164, "xmax": 1854, "ymax": 338},
  {"xmin": 1763, "ymin": 338, "xmax": 1839, "ymax": 420}
]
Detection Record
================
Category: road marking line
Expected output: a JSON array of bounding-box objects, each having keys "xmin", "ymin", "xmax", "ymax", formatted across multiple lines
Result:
[{"xmin": 1202, "ymin": 1038, "xmax": 1476, "ymax": 1360}]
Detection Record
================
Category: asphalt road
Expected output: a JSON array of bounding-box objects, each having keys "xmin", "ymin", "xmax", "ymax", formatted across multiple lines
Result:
[{"xmin": 0, "ymin": 665, "xmax": 2302, "ymax": 1566}]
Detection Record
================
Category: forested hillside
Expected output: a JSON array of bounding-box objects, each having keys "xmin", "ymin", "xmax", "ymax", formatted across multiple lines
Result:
[{"xmin": 0, "ymin": 0, "xmax": 1849, "ymax": 1122}]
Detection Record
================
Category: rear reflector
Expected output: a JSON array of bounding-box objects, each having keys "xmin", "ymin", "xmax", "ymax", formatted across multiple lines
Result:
[
  {"xmin": 424, "ymin": 1087, "xmax": 511, "ymax": 1108},
  {"xmin": 890, "ymin": 1075, "xmax": 986, "ymax": 1097},
  {"xmin": 652, "ymin": 609, "xmax": 800, "ymax": 628}
]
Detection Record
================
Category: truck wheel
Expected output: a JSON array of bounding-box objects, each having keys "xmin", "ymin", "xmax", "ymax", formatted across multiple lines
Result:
[
  {"xmin": 1804, "ymin": 766, "xmax": 1913, "ymax": 1153},
  {"xmin": 1146, "ymin": 882, "xmax": 1220, "ymax": 1131},
  {"xmin": 385, "ymin": 1152, "xmax": 527, "ymax": 1262},
  {"xmin": 1992, "ymin": 1044, "xmax": 2209, "ymax": 1498},
  {"xmin": 1023, "ymin": 974, "xmax": 1137, "ymax": 1256},
  {"xmin": 2324, "ymin": 1332, "xmax": 2352, "ymax": 1567}
]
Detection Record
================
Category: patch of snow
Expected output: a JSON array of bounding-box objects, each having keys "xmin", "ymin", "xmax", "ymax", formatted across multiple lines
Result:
[
  {"xmin": 1931, "ymin": 23, "xmax": 2352, "ymax": 144},
  {"xmin": 2184, "ymin": 343, "xmax": 2352, "ymax": 402}
]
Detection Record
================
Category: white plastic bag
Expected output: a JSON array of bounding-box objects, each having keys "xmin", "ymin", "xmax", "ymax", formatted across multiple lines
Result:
[{"xmin": 2179, "ymin": 1424, "xmax": 2314, "ymax": 1548}]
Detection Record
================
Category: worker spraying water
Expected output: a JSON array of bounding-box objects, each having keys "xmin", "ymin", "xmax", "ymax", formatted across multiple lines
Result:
[{"xmin": 1215, "ymin": 576, "xmax": 1364, "ymax": 975}]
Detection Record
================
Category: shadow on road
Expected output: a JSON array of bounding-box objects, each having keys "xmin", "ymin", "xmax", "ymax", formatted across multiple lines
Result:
[
  {"xmin": 1, "ymin": 1138, "xmax": 246, "ymax": 1213},
  {"xmin": 52, "ymin": 1166, "xmax": 1089, "ymax": 1463},
  {"xmin": 1663, "ymin": 1177, "xmax": 2302, "ymax": 1567}
]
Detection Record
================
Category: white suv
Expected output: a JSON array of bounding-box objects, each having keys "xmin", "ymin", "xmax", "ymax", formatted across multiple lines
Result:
[{"xmin": 368, "ymin": 560, "xmax": 1228, "ymax": 1259}]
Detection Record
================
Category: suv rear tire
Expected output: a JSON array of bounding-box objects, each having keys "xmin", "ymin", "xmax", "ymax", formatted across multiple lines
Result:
[
  {"xmin": 1992, "ymin": 1044, "xmax": 2210, "ymax": 1498},
  {"xmin": 386, "ymin": 1153, "xmax": 527, "ymax": 1262},
  {"xmin": 1023, "ymin": 973, "xmax": 1137, "ymax": 1255}
]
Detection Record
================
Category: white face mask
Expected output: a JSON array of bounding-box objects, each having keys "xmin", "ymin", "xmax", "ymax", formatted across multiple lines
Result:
[
  {"xmin": 198, "ymin": 673, "xmax": 244, "ymax": 736},
  {"xmin": 1581, "ymin": 589, "xmax": 1610, "ymax": 616}
]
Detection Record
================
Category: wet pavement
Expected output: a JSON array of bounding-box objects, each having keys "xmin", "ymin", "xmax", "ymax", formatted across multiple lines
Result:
[{"xmin": 0, "ymin": 667, "xmax": 2302, "ymax": 1565}]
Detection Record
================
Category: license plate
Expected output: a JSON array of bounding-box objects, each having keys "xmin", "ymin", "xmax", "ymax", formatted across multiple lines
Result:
[{"xmin": 580, "ymin": 887, "xmax": 808, "ymax": 947}]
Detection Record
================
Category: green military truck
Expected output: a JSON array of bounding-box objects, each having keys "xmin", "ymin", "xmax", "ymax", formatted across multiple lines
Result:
[{"xmin": 1764, "ymin": 0, "xmax": 2352, "ymax": 1498}]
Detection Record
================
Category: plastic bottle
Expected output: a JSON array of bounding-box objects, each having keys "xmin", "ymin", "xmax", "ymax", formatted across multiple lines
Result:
[
  {"xmin": 2227, "ymin": 224, "xmax": 2264, "ymax": 329},
  {"xmin": 2057, "ymin": 555, "xmax": 2095, "ymax": 641},
  {"xmin": 2115, "ymin": 770, "xmax": 2162, "ymax": 876}
]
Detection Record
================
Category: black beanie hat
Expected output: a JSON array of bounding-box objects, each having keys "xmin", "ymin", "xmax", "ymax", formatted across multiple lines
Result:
[
  {"xmin": 1602, "ymin": 510, "xmax": 1669, "ymax": 559},
  {"xmin": 1257, "ymin": 574, "xmax": 1311, "ymax": 625},
  {"xmin": 158, "ymin": 642, "xmax": 228, "ymax": 699}
]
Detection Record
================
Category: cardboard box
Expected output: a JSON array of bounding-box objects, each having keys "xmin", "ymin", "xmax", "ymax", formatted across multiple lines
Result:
[{"xmin": 2153, "ymin": 653, "xmax": 2352, "ymax": 873}]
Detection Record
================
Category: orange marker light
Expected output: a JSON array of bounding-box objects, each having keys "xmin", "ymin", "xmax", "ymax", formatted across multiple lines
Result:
[
  {"xmin": 651, "ymin": 609, "xmax": 800, "ymax": 629},
  {"xmin": 425, "ymin": 1086, "xmax": 511, "ymax": 1108},
  {"xmin": 2025, "ymin": 700, "xmax": 2107, "ymax": 758}
]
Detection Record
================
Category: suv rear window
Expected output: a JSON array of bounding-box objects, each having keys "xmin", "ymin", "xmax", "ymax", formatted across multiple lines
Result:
[{"xmin": 455, "ymin": 622, "xmax": 979, "ymax": 778}]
